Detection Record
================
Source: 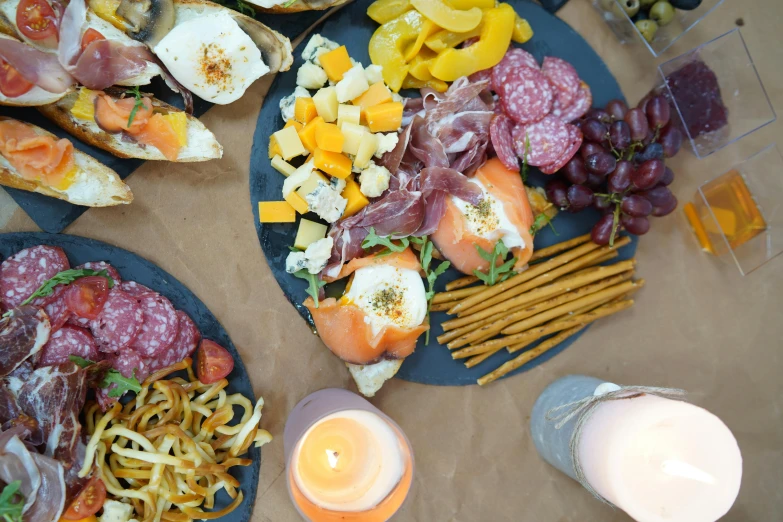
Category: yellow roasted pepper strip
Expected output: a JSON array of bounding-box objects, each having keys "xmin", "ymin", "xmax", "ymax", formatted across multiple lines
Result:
[
  {"xmin": 411, "ymin": 0, "xmax": 482, "ymax": 33},
  {"xmin": 424, "ymin": 23, "xmax": 483, "ymax": 53},
  {"xmin": 408, "ymin": 49, "xmax": 437, "ymax": 81},
  {"xmin": 367, "ymin": 0, "xmax": 413, "ymax": 24},
  {"xmin": 512, "ymin": 15, "xmax": 534, "ymax": 43},
  {"xmin": 404, "ymin": 19, "xmax": 440, "ymax": 62},
  {"xmin": 429, "ymin": 3, "xmax": 516, "ymax": 82},
  {"xmin": 369, "ymin": 10, "xmax": 425, "ymax": 92},
  {"xmin": 402, "ymin": 75, "xmax": 448, "ymax": 93},
  {"xmin": 446, "ymin": 0, "xmax": 495, "ymax": 8}
]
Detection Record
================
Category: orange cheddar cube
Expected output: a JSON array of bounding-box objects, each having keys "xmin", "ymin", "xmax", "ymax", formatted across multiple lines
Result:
[
  {"xmin": 259, "ymin": 201, "xmax": 296, "ymax": 223},
  {"xmin": 285, "ymin": 119, "xmax": 303, "ymax": 132},
  {"xmin": 268, "ymin": 135, "xmax": 282, "ymax": 159},
  {"xmin": 294, "ymin": 97, "xmax": 318, "ymax": 124},
  {"xmin": 318, "ymin": 46, "xmax": 353, "ymax": 83},
  {"xmin": 365, "ymin": 102, "xmax": 404, "ymax": 133},
  {"xmin": 298, "ymin": 116, "xmax": 324, "ymax": 153},
  {"xmin": 342, "ymin": 177, "xmax": 370, "ymax": 217},
  {"xmin": 284, "ymin": 191, "xmax": 309, "ymax": 214},
  {"xmin": 353, "ymin": 82, "xmax": 393, "ymax": 115},
  {"xmin": 315, "ymin": 122, "xmax": 345, "ymax": 153},
  {"xmin": 314, "ymin": 148, "xmax": 352, "ymax": 179}
]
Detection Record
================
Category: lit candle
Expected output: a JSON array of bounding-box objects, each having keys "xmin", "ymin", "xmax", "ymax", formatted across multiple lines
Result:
[
  {"xmin": 284, "ymin": 389, "xmax": 414, "ymax": 522},
  {"xmin": 530, "ymin": 375, "xmax": 743, "ymax": 522}
]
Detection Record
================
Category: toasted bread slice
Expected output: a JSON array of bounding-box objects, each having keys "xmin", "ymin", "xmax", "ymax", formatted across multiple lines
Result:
[
  {"xmin": 0, "ymin": 117, "xmax": 132, "ymax": 207},
  {"xmin": 248, "ymin": 0, "xmax": 350, "ymax": 14},
  {"xmin": 38, "ymin": 88, "xmax": 223, "ymax": 162},
  {"xmin": 346, "ymin": 359, "xmax": 403, "ymax": 398},
  {"xmin": 0, "ymin": 34, "xmax": 71, "ymax": 107}
]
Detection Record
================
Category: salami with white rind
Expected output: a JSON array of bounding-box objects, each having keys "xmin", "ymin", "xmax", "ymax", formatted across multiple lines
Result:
[
  {"xmin": 0, "ymin": 245, "xmax": 70, "ymax": 309},
  {"xmin": 539, "ymin": 124, "xmax": 584, "ymax": 175},
  {"xmin": 130, "ymin": 294, "xmax": 178, "ymax": 357},
  {"xmin": 91, "ymin": 289, "xmax": 143, "ymax": 353},
  {"xmin": 76, "ymin": 262, "xmax": 122, "ymax": 285},
  {"xmin": 513, "ymin": 115, "xmax": 570, "ymax": 167},
  {"xmin": 108, "ymin": 349, "xmax": 148, "ymax": 381},
  {"xmin": 119, "ymin": 281, "xmax": 155, "ymax": 298},
  {"xmin": 552, "ymin": 81, "xmax": 592, "ymax": 123},
  {"xmin": 43, "ymin": 287, "xmax": 71, "ymax": 332},
  {"xmin": 542, "ymin": 57, "xmax": 580, "ymax": 109},
  {"xmin": 499, "ymin": 65, "xmax": 554, "ymax": 125},
  {"xmin": 490, "ymin": 114, "xmax": 519, "ymax": 172},
  {"xmin": 491, "ymin": 48, "xmax": 538, "ymax": 93},
  {"xmin": 39, "ymin": 326, "xmax": 99, "ymax": 366},
  {"xmin": 146, "ymin": 311, "xmax": 201, "ymax": 373}
]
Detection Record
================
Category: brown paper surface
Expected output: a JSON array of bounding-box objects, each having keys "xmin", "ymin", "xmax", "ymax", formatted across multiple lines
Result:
[{"xmin": 2, "ymin": 1, "xmax": 782, "ymax": 520}]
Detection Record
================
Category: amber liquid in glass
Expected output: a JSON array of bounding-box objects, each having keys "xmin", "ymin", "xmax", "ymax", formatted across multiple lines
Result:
[{"xmin": 684, "ymin": 170, "xmax": 767, "ymax": 255}]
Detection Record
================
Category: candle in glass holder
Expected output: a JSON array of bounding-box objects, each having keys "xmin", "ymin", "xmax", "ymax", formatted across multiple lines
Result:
[
  {"xmin": 284, "ymin": 389, "xmax": 414, "ymax": 522},
  {"xmin": 530, "ymin": 375, "xmax": 742, "ymax": 522}
]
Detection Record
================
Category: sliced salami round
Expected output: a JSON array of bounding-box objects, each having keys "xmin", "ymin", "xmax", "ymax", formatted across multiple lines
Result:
[
  {"xmin": 552, "ymin": 81, "xmax": 593, "ymax": 123},
  {"xmin": 39, "ymin": 326, "xmax": 98, "ymax": 366},
  {"xmin": 499, "ymin": 66, "xmax": 553, "ymax": 125},
  {"xmin": 67, "ymin": 315, "xmax": 91, "ymax": 328},
  {"xmin": 1, "ymin": 245, "xmax": 70, "ymax": 309},
  {"xmin": 512, "ymin": 115, "xmax": 570, "ymax": 167},
  {"xmin": 130, "ymin": 294, "xmax": 178, "ymax": 357},
  {"xmin": 119, "ymin": 281, "xmax": 156, "ymax": 298},
  {"xmin": 542, "ymin": 57, "xmax": 580, "ymax": 109},
  {"xmin": 91, "ymin": 289, "xmax": 143, "ymax": 353},
  {"xmin": 76, "ymin": 262, "xmax": 122, "ymax": 285},
  {"xmin": 539, "ymin": 124, "xmax": 585, "ymax": 175},
  {"xmin": 108, "ymin": 348, "xmax": 149, "ymax": 381},
  {"xmin": 469, "ymin": 68, "xmax": 492, "ymax": 84},
  {"xmin": 490, "ymin": 114, "xmax": 519, "ymax": 172},
  {"xmin": 491, "ymin": 48, "xmax": 538, "ymax": 92},
  {"xmin": 146, "ymin": 311, "xmax": 201, "ymax": 373},
  {"xmin": 43, "ymin": 287, "xmax": 71, "ymax": 332}
]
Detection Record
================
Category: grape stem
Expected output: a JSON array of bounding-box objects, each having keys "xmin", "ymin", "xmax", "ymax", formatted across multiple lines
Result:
[{"xmin": 609, "ymin": 202, "xmax": 621, "ymax": 247}]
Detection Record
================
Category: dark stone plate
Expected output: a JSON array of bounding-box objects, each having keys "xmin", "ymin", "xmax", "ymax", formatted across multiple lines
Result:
[
  {"xmin": 0, "ymin": 232, "xmax": 261, "ymax": 522},
  {"xmin": 249, "ymin": 0, "xmax": 637, "ymax": 385}
]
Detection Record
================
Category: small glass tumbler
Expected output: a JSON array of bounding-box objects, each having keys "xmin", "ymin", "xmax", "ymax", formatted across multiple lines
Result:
[
  {"xmin": 284, "ymin": 388, "xmax": 414, "ymax": 522},
  {"xmin": 657, "ymin": 28, "xmax": 776, "ymax": 159},
  {"xmin": 683, "ymin": 144, "xmax": 783, "ymax": 275},
  {"xmin": 592, "ymin": 0, "xmax": 725, "ymax": 56}
]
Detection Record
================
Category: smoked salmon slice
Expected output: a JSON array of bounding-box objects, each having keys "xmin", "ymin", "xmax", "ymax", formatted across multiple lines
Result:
[
  {"xmin": 325, "ymin": 248, "xmax": 423, "ymax": 283},
  {"xmin": 133, "ymin": 114, "xmax": 180, "ymax": 161},
  {"xmin": 432, "ymin": 157, "xmax": 535, "ymax": 275},
  {"xmin": 0, "ymin": 119, "xmax": 74, "ymax": 185}
]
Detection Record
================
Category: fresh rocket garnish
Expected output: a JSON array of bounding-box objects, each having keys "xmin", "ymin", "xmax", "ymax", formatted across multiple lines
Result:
[
  {"xmin": 410, "ymin": 236, "xmax": 450, "ymax": 344},
  {"xmin": 292, "ymin": 269, "xmax": 327, "ymax": 308},
  {"xmin": 2, "ymin": 268, "xmax": 114, "ymax": 318},
  {"xmin": 235, "ymin": 0, "xmax": 256, "ymax": 16},
  {"xmin": 70, "ymin": 356, "xmax": 142, "ymax": 398},
  {"xmin": 126, "ymin": 86, "xmax": 145, "ymax": 128},
  {"xmin": 529, "ymin": 212, "xmax": 557, "ymax": 236},
  {"xmin": 473, "ymin": 239, "xmax": 516, "ymax": 286},
  {"xmin": 361, "ymin": 227, "xmax": 410, "ymax": 256},
  {"xmin": 0, "ymin": 481, "xmax": 23, "ymax": 522},
  {"xmin": 520, "ymin": 133, "xmax": 531, "ymax": 183}
]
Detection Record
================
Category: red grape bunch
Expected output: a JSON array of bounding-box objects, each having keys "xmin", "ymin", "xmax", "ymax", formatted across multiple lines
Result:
[{"xmin": 545, "ymin": 95, "xmax": 682, "ymax": 245}]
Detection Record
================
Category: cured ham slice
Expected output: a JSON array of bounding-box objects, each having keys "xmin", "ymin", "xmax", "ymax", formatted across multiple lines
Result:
[
  {"xmin": 0, "ymin": 306, "xmax": 50, "ymax": 377},
  {"xmin": 0, "ymin": 38, "xmax": 73, "ymax": 94}
]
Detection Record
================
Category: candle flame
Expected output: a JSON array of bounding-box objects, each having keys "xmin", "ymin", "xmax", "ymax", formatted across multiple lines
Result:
[
  {"xmin": 661, "ymin": 460, "xmax": 716, "ymax": 484},
  {"xmin": 326, "ymin": 449, "xmax": 339, "ymax": 470}
]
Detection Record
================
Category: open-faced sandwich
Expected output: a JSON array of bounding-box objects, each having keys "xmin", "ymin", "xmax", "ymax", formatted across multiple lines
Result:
[
  {"xmin": 38, "ymin": 86, "xmax": 223, "ymax": 161},
  {"xmin": 245, "ymin": 0, "xmax": 350, "ymax": 14},
  {"xmin": 0, "ymin": 33, "xmax": 72, "ymax": 106},
  {"xmin": 0, "ymin": 116, "xmax": 132, "ymax": 206}
]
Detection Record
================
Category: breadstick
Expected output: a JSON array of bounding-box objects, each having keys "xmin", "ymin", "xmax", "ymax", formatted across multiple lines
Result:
[
  {"xmin": 432, "ymin": 286, "xmax": 482, "ymax": 305},
  {"xmin": 444, "ymin": 275, "xmax": 480, "ymax": 291},
  {"xmin": 529, "ymin": 233, "xmax": 592, "ymax": 262}
]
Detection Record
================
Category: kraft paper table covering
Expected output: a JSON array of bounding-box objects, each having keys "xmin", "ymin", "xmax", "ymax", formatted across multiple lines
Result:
[{"xmin": 2, "ymin": 1, "xmax": 781, "ymax": 520}]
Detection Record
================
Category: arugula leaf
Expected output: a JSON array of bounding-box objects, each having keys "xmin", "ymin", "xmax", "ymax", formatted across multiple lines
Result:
[
  {"xmin": 361, "ymin": 227, "xmax": 409, "ymax": 256},
  {"xmin": 126, "ymin": 86, "xmax": 145, "ymax": 128},
  {"xmin": 282, "ymin": 0, "xmax": 297, "ymax": 6},
  {"xmin": 412, "ymin": 236, "xmax": 449, "ymax": 344},
  {"xmin": 473, "ymin": 240, "xmax": 517, "ymax": 286},
  {"xmin": 520, "ymin": 133, "xmax": 531, "ymax": 183},
  {"xmin": 235, "ymin": 0, "xmax": 256, "ymax": 16},
  {"xmin": 293, "ymin": 270, "xmax": 327, "ymax": 308},
  {"xmin": 529, "ymin": 212, "xmax": 558, "ymax": 236},
  {"xmin": 69, "ymin": 356, "xmax": 142, "ymax": 398},
  {"xmin": 2, "ymin": 268, "xmax": 114, "ymax": 318},
  {"xmin": 0, "ymin": 481, "xmax": 23, "ymax": 522}
]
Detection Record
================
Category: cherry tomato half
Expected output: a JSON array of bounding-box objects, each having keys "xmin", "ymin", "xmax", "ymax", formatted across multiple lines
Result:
[
  {"xmin": 62, "ymin": 476, "xmax": 106, "ymax": 520},
  {"xmin": 0, "ymin": 59, "xmax": 34, "ymax": 98},
  {"xmin": 16, "ymin": 0, "xmax": 59, "ymax": 42},
  {"xmin": 65, "ymin": 276, "xmax": 109, "ymax": 320},
  {"xmin": 197, "ymin": 340, "xmax": 234, "ymax": 384},
  {"xmin": 80, "ymin": 28, "xmax": 104, "ymax": 52}
]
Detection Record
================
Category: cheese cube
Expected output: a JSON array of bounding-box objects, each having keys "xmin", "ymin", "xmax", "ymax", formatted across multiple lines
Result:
[
  {"xmin": 354, "ymin": 132, "xmax": 378, "ymax": 169},
  {"xmin": 294, "ymin": 97, "xmax": 318, "ymax": 124},
  {"xmin": 296, "ymin": 170, "xmax": 329, "ymax": 199},
  {"xmin": 271, "ymin": 155, "xmax": 296, "ymax": 176},
  {"xmin": 337, "ymin": 104, "xmax": 361, "ymax": 127},
  {"xmin": 342, "ymin": 177, "xmax": 369, "ymax": 217},
  {"xmin": 364, "ymin": 64, "xmax": 384, "ymax": 85},
  {"xmin": 341, "ymin": 122, "xmax": 367, "ymax": 156},
  {"xmin": 268, "ymin": 135, "xmax": 282, "ymax": 159},
  {"xmin": 273, "ymin": 126, "xmax": 308, "ymax": 160},
  {"xmin": 318, "ymin": 45, "xmax": 353, "ymax": 82},
  {"xmin": 365, "ymin": 102, "xmax": 403, "ymax": 133},
  {"xmin": 284, "ymin": 191, "xmax": 309, "ymax": 214},
  {"xmin": 285, "ymin": 119, "xmax": 303, "ymax": 133},
  {"xmin": 315, "ymin": 122, "xmax": 345, "ymax": 153},
  {"xmin": 313, "ymin": 87, "xmax": 338, "ymax": 123},
  {"xmin": 298, "ymin": 116, "xmax": 324, "ymax": 153},
  {"xmin": 259, "ymin": 201, "xmax": 296, "ymax": 223},
  {"xmin": 335, "ymin": 65, "xmax": 370, "ymax": 104},
  {"xmin": 314, "ymin": 148, "xmax": 352, "ymax": 179},
  {"xmin": 353, "ymin": 82, "xmax": 393, "ymax": 115},
  {"xmin": 297, "ymin": 61, "xmax": 328, "ymax": 89},
  {"xmin": 294, "ymin": 219, "xmax": 328, "ymax": 250}
]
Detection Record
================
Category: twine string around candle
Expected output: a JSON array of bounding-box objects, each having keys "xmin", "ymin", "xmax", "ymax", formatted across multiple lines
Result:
[{"xmin": 545, "ymin": 385, "xmax": 687, "ymax": 506}]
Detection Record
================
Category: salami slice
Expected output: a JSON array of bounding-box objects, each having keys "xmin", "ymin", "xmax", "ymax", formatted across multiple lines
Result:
[
  {"xmin": 491, "ymin": 48, "xmax": 538, "ymax": 93},
  {"xmin": 490, "ymin": 114, "xmax": 519, "ymax": 172},
  {"xmin": 542, "ymin": 57, "xmax": 580, "ymax": 109},
  {"xmin": 91, "ymin": 289, "xmax": 143, "ymax": 353},
  {"xmin": 108, "ymin": 348, "xmax": 148, "ymax": 381},
  {"xmin": 539, "ymin": 124, "xmax": 584, "ymax": 175},
  {"xmin": 39, "ymin": 326, "xmax": 98, "ymax": 366},
  {"xmin": 130, "ymin": 294, "xmax": 178, "ymax": 357},
  {"xmin": 119, "ymin": 281, "xmax": 155, "ymax": 298},
  {"xmin": 43, "ymin": 287, "xmax": 71, "ymax": 332},
  {"xmin": 1, "ymin": 245, "xmax": 70, "ymax": 309},
  {"xmin": 512, "ymin": 115, "xmax": 570, "ymax": 167},
  {"xmin": 76, "ymin": 262, "xmax": 121, "ymax": 285},
  {"xmin": 499, "ymin": 66, "xmax": 553, "ymax": 125},
  {"xmin": 552, "ymin": 81, "xmax": 592, "ymax": 123},
  {"xmin": 469, "ymin": 68, "xmax": 492, "ymax": 84},
  {"xmin": 146, "ymin": 311, "xmax": 201, "ymax": 373}
]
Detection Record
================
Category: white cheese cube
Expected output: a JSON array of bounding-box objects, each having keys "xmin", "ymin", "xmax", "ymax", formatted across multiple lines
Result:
[
  {"xmin": 374, "ymin": 132, "xmax": 399, "ymax": 158},
  {"xmin": 313, "ymin": 86, "xmax": 338, "ymax": 123},
  {"xmin": 335, "ymin": 65, "xmax": 370, "ymax": 103},
  {"xmin": 354, "ymin": 132, "xmax": 378, "ymax": 169},
  {"xmin": 294, "ymin": 219, "xmax": 328, "ymax": 250},
  {"xmin": 271, "ymin": 154, "xmax": 296, "ymax": 176},
  {"xmin": 279, "ymin": 86, "xmax": 310, "ymax": 122},
  {"xmin": 296, "ymin": 61, "xmax": 328, "ymax": 90},
  {"xmin": 359, "ymin": 162, "xmax": 392, "ymax": 197},
  {"xmin": 282, "ymin": 159, "xmax": 315, "ymax": 197},
  {"xmin": 337, "ymin": 104, "xmax": 361, "ymax": 127},
  {"xmin": 296, "ymin": 170, "xmax": 329, "ymax": 200},
  {"xmin": 273, "ymin": 126, "xmax": 307, "ymax": 161},
  {"xmin": 364, "ymin": 64, "xmax": 384, "ymax": 85},
  {"xmin": 341, "ymin": 122, "xmax": 367, "ymax": 156}
]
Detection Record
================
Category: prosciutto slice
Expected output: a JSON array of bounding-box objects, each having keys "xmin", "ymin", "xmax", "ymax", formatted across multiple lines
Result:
[
  {"xmin": 0, "ymin": 39, "xmax": 73, "ymax": 93},
  {"xmin": 0, "ymin": 306, "xmax": 50, "ymax": 378}
]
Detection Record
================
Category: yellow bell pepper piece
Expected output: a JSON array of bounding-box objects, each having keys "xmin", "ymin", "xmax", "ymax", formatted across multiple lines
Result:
[
  {"xmin": 315, "ymin": 121, "xmax": 345, "ymax": 153},
  {"xmin": 298, "ymin": 116, "xmax": 324, "ymax": 153},
  {"xmin": 294, "ymin": 97, "xmax": 318, "ymax": 124},
  {"xmin": 367, "ymin": 0, "xmax": 413, "ymax": 24},
  {"xmin": 446, "ymin": 0, "xmax": 494, "ymax": 8},
  {"xmin": 429, "ymin": 3, "xmax": 515, "ymax": 82},
  {"xmin": 512, "ymin": 15, "xmax": 534, "ymax": 44},
  {"xmin": 402, "ymin": 75, "xmax": 448, "ymax": 93},
  {"xmin": 314, "ymin": 148, "xmax": 353, "ymax": 179},
  {"xmin": 403, "ymin": 19, "xmax": 439, "ymax": 62},
  {"xmin": 408, "ymin": 50, "xmax": 437, "ymax": 81},
  {"xmin": 424, "ymin": 23, "xmax": 482, "ymax": 53},
  {"xmin": 369, "ymin": 10, "xmax": 425, "ymax": 92},
  {"xmin": 365, "ymin": 102, "xmax": 404, "ymax": 133},
  {"xmin": 259, "ymin": 201, "xmax": 296, "ymax": 223},
  {"xmin": 411, "ymin": 0, "xmax": 481, "ymax": 33},
  {"xmin": 342, "ymin": 177, "xmax": 370, "ymax": 217},
  {"xmin": 318, "ymin": 46, "xmax": 353, "ymax": 83}
]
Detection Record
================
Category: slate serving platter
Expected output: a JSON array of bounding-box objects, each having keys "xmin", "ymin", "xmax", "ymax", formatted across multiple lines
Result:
[
  {"xmin": 0, "ymin": 232, "xmax": 261, "ymax": 522},
  {"xmin": 0, "ymin": 4, "xmax": 338, "ymax": 234},
  {"xmin": 249, "ymin": 0, "xmax": 638, "ymax": 386}
]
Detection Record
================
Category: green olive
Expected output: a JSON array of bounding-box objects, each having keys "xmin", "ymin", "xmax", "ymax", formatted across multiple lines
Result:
[
  {"xmin": 635, "ymin": 19, "xmax": 659, "ymax": 42},
  {"xmin": 650, "ymin": 1, "xmax": 675, "ymax": 26},
  {"xmin": 639, "ymin": 0, "xmax": 657, "ymax": 8},
  {"xmin": 620, "ymin": 0, "xmax": 640, "ymax": 16}
]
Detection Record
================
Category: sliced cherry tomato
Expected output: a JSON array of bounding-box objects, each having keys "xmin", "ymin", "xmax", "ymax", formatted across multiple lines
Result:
[
  {"xmin": 80, "ymin": 28, "xmax": 105, "ymax": 52},
  {"xmin": 65, "ymin": 276, "xmax": 109, "ymax": 320},
  {"xmin": 197, "ymin": 340, "xmax": 234, "ymax": 384},
  {"xmin": 62, "ymin": 476, "xmax": 106, "ymax": 520},
  {"xmin": 0, "ymin": 59, "xmax": 34, "ymax": 98},
  {"xmin": 16, "ymin": 0, "xmax": 59, "ymax": 42}
]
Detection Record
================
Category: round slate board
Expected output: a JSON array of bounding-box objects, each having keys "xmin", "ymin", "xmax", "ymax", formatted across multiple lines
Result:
[
  {"xmin": 0, "ymin": 233, "xmax": 261, "ymax": 522},
  {"xmin": 249, "ymin": 0, "xmax": 638, "ymax": 385}
]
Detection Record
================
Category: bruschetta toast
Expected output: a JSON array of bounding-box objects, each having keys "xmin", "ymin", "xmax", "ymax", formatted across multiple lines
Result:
[
  {"xmin": 0, "ymin": 33, "xmax": 72, "ymax": 107},
  {"xmin": 246, "ymin": 0, "xmax": 350, "ymax": 14}
]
